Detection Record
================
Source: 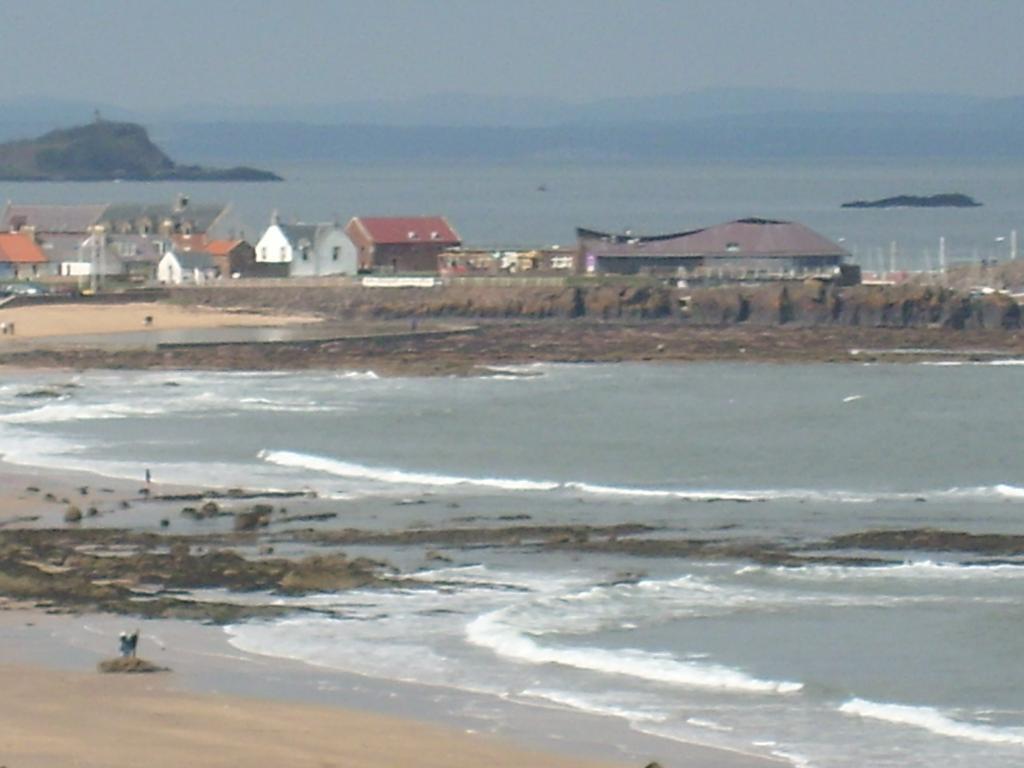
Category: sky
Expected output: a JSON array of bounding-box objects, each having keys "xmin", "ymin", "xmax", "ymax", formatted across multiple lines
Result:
[{"xmin": 1, "ymin": 0, "xmax": 1023, "ymax": 109}]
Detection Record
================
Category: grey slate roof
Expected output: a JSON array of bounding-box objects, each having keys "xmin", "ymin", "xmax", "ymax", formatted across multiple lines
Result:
[
  {"xmin": 2, "ymin": 200, "xmax": 229, "ymax": 235},
  {"xmin": 100, "ymin": 202, "xmax": 228, "ymax": 233},
  {"xmin": 173, "ymin": 251, "xmax": 217, "ymax": 270},
  {"xmin": 278, "ymin": 223, "xmax": 342, "ymax": 249},
  {"xmin": 2, "ymin": 204, "xmax": 107, "ymax": 234}
]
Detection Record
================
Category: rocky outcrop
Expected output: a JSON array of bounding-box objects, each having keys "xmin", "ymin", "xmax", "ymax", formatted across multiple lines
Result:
[{"xmin": 0, "ymin": 120, "xmax": 280, "ymax": 181}]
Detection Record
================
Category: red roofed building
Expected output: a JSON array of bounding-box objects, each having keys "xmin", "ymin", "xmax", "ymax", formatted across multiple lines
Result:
[
  {"xmin": 204, "ymin": 239, "xmax": 256, "ymax": 277},
  {"xmin": 346, "ymin": 216, "xmax": 460, "ymax": 273},
  {"xmin": 0, "ymin": 233, "xmax": 49, "ymax": 279}
]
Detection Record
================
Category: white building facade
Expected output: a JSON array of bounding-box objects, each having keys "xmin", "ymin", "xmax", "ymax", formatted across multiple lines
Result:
[{"xmin": 254, "ymin": 222, "xmax": 358, "ymax": 277}]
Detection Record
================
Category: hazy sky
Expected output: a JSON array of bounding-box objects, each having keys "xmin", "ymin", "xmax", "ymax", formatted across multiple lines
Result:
[{"xmin": 2, "ymin": 0, "xmax": 1023, "ymax": 108}]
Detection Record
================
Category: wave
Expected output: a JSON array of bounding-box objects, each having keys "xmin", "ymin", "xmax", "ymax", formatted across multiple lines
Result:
[
  {"xmin": 518, "ymin": 688, "xmax": 669, "ymax": 724},
  {"xmin": 840, "ymin": 698, "xmax": 1024, "ymax": 746},
  {"xmin": 0, "ymin": 402, "xmax": 166, "ymax": 424},
  {"xmin": 253, "ymin": 450, "xmax": 1024, "ymax": 506},
  {"xmin": 744, "ymin": 560, "xmax": 1024, "ymax": 582},
  {"xmin": 335, "ymin": 371, "xmax": 380, "ymax": 380},
  {"xmin": 920, "ymin": 360, "xmax": 1024, "ymax": 367},
  {"xmin": 236, "ymin": 397, "xmax": 339, "ymax": 413},
  {"xmin": 259, "ymin": 450, "xmax": 560, "ymax": 491},
  {"xmin": 466, "ymin": 610, "xmax": 802, "ymax": 695}
]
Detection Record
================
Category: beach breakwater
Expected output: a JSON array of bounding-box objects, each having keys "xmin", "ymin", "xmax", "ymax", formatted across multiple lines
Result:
[{"xmin": 174, "ymin": 281, "xmax": 1022, "ymax": 330}]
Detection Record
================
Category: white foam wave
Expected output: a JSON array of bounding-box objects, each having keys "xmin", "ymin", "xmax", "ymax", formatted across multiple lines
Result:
[
  {"xmin": 0, "ymin": 402, "xmax": 166, "ymax": 424},
  {"xmin": 260, "ymin": 450, "xmax": 559, "ymax": 491},
  {"xmin": 519, "ymin": 688, "xmax": 668, "ymax": 724},
  {"xmin": 686, "ymin": 717, "xmax": 734, "ymax": 732},
  {"xmin": 750, "ymin": 560, "xmax": 1024, "ymax": 582},
  {"xmin": 840, "ymin": 698, "xmax": 1024, "ymax": 746},
  {"xmin": 336, "ymin": 371, "xmax": 380, "ymax": 380},
  {"xmin": 937, "ymin": 484, "xmax": 1024, "ymax": 501},
  {"xmin": 921, "ymin": 359, "xmax": 1024, "ymax": 367},
  {"xmin": 570, "ymin": 481, "xmax": 1024, "ymax": 505},
  {"xmin": 565, "ymin": 481, "xmax": 762, "ymax": 501},
  {"xmin": 237, "ymin": 397, "xmax": 338, "ymax": 413},
  {"xmin": 466, "ymin": 611, "xmax": 802, "ymax": 695}
]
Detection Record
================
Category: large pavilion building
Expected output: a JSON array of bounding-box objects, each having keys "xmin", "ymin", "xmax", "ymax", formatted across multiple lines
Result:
[{"xmin": 577, "ymin": 218, "xmax": 853, "ymax": 281}]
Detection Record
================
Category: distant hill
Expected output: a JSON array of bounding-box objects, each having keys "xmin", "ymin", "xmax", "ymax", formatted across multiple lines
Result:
[
  {"xmin": 1, "ymin": 89, "xmax": 1023, "ymax": 164},
  {"xmin": 0, "ymin": 120, "xmax": 281, "ymax": 181}
]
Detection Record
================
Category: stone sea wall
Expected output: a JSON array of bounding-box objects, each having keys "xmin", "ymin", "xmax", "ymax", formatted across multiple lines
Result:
[{"xmin": 173, "ymin": 281, "xmax": 1021, "ymax": 330}]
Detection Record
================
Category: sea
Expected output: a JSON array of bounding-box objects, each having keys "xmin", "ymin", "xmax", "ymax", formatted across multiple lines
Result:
[
  {"xmin": 2, "ymin": 361, "xmax": 1024, "ymax": 768},
  {"xmin": 3, "ymin": 157, "xmax": 1024, "ymax": 271}
]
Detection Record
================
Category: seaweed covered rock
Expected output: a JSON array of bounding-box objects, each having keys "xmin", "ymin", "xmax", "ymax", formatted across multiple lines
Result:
[{"xmin": 97, "ymin": 657, "xmax": 169, "ymax": 674}]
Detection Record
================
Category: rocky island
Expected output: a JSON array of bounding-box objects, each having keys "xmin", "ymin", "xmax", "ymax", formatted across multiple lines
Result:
[
  {"xmin": 0, "ymin": 119, "xmax": 282, "ymax": 181},
  {"xmin": 841, "ymin": 193, "xmax": 982, "ymax": 208}
]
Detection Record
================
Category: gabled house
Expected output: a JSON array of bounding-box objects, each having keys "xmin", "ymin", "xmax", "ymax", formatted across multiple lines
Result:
[
  {"xmin": 2, "ymin": 197, "xmax": 241, "ymax": 243},
  {"xmin": 346, "ymin": 216, "xmax": 460, "ymax": 273},
  {"xmin": 204, "ymin": 239, "xmax": 256, "ymax": 277},
  {"xmin": 99, "ymin": 196, "xmax": 238, "ymax": 242},
  {"xmin": 0, "ymin": 233, "xmax": 49, "ymax": 279},
  {"xmin": 157, "ymin": 249, "xmax": 219, "ymax": 285},
  {"xmin": 254, "ymin": 221, "xmax": 357, "ymax": 277},
  {"xmin": 42, "ymin": 232, "xmax": 166, "ymax": 281}
]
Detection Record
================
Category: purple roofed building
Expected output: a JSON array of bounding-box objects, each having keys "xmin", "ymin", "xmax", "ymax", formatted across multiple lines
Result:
[{"xmin": 577, "ymin": 218, "xmax": 856, "ymax": 283}]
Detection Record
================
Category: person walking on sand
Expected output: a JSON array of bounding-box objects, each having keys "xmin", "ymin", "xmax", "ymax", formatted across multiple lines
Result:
[
  {"xmin": 127, "ymin": 630, "xmax": 139, "ymax": 657},
  {"xmin": 145, "ymin": 468, "xmax": 151, "ymax": 485},
  {"xmin": 119, "ymin": 631, "xmax": 131, "ymax": 657}
]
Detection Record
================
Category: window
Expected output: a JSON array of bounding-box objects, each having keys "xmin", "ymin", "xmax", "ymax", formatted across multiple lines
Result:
[
  {"xmin": 280, "ymin": 246, "xmax": 286, "ymax": 260},
  {"xmin": 260, "ymin": 246, "xmax": 267, "ymax": 260},
  {"xmin": 332, "ymin": 246, "xmax": 340, "ymax": 261},
  {"xmin": 301, "ymin": 248, "xmax": 309, "ymax": 262}
]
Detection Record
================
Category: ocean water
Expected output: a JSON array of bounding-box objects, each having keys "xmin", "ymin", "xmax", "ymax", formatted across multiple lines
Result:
[
  {"xmin": 2, "ymin": 362, "xmax": 1024, "ymax": 767},
  {"xmin": 3, "ymin": 157, "xmax": 1024, "ymax": 269}
]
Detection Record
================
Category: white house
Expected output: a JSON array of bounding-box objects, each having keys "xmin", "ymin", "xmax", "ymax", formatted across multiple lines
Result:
[
  {"xmin": 254, "ymin": 221, "xmax": 358, "ymax": 277},
  {"xmin": 157, "ymin": 249, "xmax": 219, "ymax": 285}
]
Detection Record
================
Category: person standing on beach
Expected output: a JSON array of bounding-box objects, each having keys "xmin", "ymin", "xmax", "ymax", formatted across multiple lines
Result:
[{"xmin": 118, "ymin": 632, "xmax": 131, "ymax": 657}]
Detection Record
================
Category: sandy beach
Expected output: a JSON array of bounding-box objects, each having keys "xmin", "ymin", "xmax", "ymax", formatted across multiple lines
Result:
[
  {"xmin": 0, "ymin": 301, "xmax": 316, "ymax": 340},
  {"xmin": 0, "ymin": 660, "xmax": 621, "ymax": 768}
]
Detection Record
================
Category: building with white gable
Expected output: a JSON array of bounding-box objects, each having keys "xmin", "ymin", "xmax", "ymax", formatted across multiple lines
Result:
[{"xmin": 254, "ymin": 218, "xmax": 358, "ymax": 277}]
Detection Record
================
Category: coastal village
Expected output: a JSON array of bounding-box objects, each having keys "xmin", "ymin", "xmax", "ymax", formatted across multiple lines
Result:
[{"xmin": 0, "ymin": 195, "xmax": 858, "ymax": 288}]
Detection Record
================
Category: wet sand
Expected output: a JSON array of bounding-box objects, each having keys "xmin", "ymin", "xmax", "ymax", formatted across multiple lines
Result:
[{"xmin": 0, "ymin": 661, "xmax": 622, "ymax": 768}]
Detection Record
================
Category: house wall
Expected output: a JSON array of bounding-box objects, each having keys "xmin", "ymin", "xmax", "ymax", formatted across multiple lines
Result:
[
  {"xmin": 157, "ymin": 253, "xmax": 182, "ymax": 284},
  {"xmin": 369, "ymin": 243, "xmax": 448, "ymax": 273},
  {"xmin": 289, "ymin": 229, "xmax": 358, "ymax": 277},
  {"xmin": 254, "ymin": 226, "xmax": 293, "ymax": 264},
  {"xmin": 0, "ymin": 263, "xmax": 51, "ymax": 279},
  {"xmin": 64, "ymin": 240, "xmax": 126, "ymax": 277},
  {"xmin": 227, "ymin": 243, "xmax": 258, "ymax": 276}
]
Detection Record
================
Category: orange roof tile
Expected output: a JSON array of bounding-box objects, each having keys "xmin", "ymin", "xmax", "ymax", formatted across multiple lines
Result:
[
  {"xmin": 0, "ymin": 233, "xmax": 47, "ymax": 264},
  {"xmin": 205, "ymin": 239, "xmax": 244, "ymax": 256}
]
